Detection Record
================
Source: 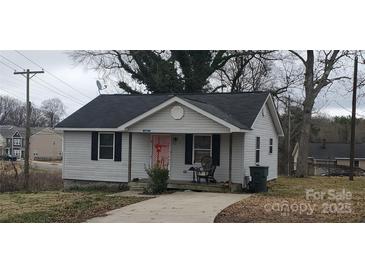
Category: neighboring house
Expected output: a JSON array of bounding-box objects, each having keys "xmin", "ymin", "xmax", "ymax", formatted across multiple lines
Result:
[
  {"xmin": 292, "ymin": 141, "xmax": 365, "ymax": 175},
  {"xmin": 56, "ymin": 92, "xmax": 284, "ymax": 189},
  {"xmin": 29, "ymin": 128, "xmax": 63, "ymax": 161},
  {"xmin": 0, "ymin": 125, "xmax": 26, "ymax": 159},
  {"xmin": 0, "ymin": 125, "xmax": 43, "ymax": 159}
]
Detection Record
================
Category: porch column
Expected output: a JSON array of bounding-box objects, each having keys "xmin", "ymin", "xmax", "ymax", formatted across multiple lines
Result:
[
  {"xmin": 228, "ymin": 133, "xmax": 233, "ymax": 191},
  {"xmin": 128, "ymin": 132, "xmax": 132, "ymax": 182}
]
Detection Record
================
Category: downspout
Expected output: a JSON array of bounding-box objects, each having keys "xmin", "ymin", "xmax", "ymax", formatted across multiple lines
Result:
[
  {"xmin": 128, "ymin": 132, "xmax": 132, "ymax": 182},
  {"xmin": 228, "ymin": 132, "xmax": 233, "ymax": 191}
]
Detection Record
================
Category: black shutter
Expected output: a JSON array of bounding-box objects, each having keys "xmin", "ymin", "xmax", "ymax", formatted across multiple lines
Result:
[
  {"xmin": 185, "ymin": 134, "xmax": 193, "ymax": 165},
  {"xmin": 114, "ymin": 132, "xmax": 122, "ymax": 161},
  {"xmin": 212, "ymin": 134, "xmax": 220, "ymax": 166},
  {"xmin": 91, "ymin": 132, "xmax": 98, "ymax": 160}
]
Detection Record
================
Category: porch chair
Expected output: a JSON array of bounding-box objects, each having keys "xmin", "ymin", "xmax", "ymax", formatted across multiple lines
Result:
[{"xmin": 196, "ymin": 156, "xmax": 217, "ymax": 183}]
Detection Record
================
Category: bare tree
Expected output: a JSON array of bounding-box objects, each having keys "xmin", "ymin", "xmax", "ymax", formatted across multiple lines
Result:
[
  {"xmin": 289, "ymin": 50, "xmax": 348, "ymax": 177},
  {"xmin": 41, "ymin": 98, "xmax": 65, "ymax": 128},
  {"xmin": 215, "ymin": 51, "xmax": 301, "ymax": 102},
  {"xmin": 0, "ymin": 96, "xmax": 24, "ymax": 125},
  {"xmin": 29, "ymin": 106, "xmax": 46, "ymax": 127}
]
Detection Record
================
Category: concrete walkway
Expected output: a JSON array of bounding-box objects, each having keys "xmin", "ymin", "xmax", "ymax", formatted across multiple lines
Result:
[{"xmin": 88, "ymin": 191, "xmax": 250, "ymax": 223}]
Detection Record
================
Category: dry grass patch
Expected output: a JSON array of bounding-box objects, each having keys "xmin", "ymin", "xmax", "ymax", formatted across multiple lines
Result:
[
  {"xmin": 215, "ymin": 176, "xmax": 365, "ymax": 223},
  {"xmin": 0, "ymin": 161, "xmax": 63, "ymax": 192},
  {"xmin": 0, "ymin": 191, "xmax": 149, "ymax": 223}
]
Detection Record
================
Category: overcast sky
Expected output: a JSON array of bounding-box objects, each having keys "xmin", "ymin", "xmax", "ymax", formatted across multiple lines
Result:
[
  {"xmin": 0, "ymin": 50, "xmax": 363, "ymax": 118},
  {"xmin": 0, "ymin": 50, "xmax": 102, "ymax": 116}
]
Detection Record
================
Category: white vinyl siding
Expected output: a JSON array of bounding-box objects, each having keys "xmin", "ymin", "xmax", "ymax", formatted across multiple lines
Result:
[
  {"xmin": 168, "ymin": 133, "xmax": 231, "ymax": 182},
  {"xmin": 243, "ymin": 103, "xmax": 279, "ymax": 181},
  {"xmin": 128, "ymin": 103, "xmax": 230, "ymax": 133},
  {"xmin": 167, "ymin": 133, "xmax": 242, "ymax": 183},
  {"xmin": 62, "ymin": 102, "xmax": 280, "ymax": 184},
  {"xmin": 130, "ymin": 133, "xmax": 151, "ymax": 180},
  {"xmin": 63, "ymin": 132, "xmax": 246, "ymax": 184},
  {"xmin": 231, "ymin": 132, "xmax": 244, "ymax": 184},
  {"xmin": 63, "ymin": 131, "xmax": 128, "ymax": 182}
]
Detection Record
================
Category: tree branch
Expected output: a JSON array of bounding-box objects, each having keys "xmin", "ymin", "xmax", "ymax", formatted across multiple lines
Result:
[{"xmin": 289, "ymin": 50, "xmax": 307, "ymax": 65}]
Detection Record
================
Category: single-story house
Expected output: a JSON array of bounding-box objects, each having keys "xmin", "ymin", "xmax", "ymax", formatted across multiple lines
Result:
[
  {"xmin": 56, "ymin": 92, "xmax": 284, "ymax": 190},
  {"xmin": 29, "ymin": 128, "xmax": 63, "ymax": 161},
  {"xmin": 292, "ymin": 141, "xmax": 365, "ymax": 175}
]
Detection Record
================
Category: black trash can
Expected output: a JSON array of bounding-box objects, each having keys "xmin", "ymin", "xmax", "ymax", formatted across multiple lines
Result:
[{"xmin": 249, "ymin": 166, "xmax": 269, "ymax": 193}]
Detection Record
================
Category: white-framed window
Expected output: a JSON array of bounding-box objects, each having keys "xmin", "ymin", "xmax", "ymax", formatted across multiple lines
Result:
[
  {"xmin": 269, "ymin": 138, "xmax": 273, "ymax": 154},
  {"xmin": 13, "ymin": 149, "xmax": 21, "ymax": 157},
  {"xmin": 193, "ymin": 134, "xmax": 212, "ymax": 163},
  {"xmin": 13, "ymin": 138, "xmax": 21, "ymax": 146},
  {"xmin": 255, "ymin": 137, "xmax": 260, "ymax": 164},
  {"xmin": 98, "ymin": 132, "xmax": 114, "ymax": 160}
]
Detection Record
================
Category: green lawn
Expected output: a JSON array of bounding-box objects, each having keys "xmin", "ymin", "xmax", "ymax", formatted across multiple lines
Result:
[
  {"xmin": 215, "ymin": 176, "xmax": 365, "ymax": 223},
  {"xmin": 0, "ymin": 191, "xmax": 149, "ymax": 223}
]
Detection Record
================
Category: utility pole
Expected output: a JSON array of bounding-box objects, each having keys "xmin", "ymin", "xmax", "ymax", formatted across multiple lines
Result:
[
  {"xmin": 287, "ymin": 95, "xmax": 291, "ymax": 176},
  {"xmin": 349, "ymin": 52, "xmax": 358, "ymax": 181},
  {"xmin": 14, "ymin": 69, "xmax": 44, "ymax": 190}
]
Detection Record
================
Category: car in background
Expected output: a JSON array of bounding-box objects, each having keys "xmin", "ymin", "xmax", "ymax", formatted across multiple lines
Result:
[{"xmin": 0, "ymin": 154, "xmax": 17, "ymax": 161}]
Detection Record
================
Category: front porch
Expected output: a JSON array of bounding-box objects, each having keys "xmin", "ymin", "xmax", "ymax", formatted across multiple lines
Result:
[
  {"xmin": 128, "ymin": 179, "xmax": 230, "ymax": 193},
  {"xmin": 127, "ymin": 132, "xmax": 241, "ymax": 191}
]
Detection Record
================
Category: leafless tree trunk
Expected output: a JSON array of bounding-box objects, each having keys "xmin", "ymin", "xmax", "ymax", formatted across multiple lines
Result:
[
  {"xmin": 10, "ymin": 158, "xmax": 18, "ymax": 180},
  {"xmin": 290, "ymin": 50, "xmax": 347, "ymax": 177}
]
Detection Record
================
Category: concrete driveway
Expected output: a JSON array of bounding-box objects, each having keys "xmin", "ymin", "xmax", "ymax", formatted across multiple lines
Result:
[{"xmin": 88, "ymin": 191, "xmax": 250, "ymax": 223}]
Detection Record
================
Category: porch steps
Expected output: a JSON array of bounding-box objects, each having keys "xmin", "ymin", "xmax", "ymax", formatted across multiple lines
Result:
[
  {"xmin": 128, "ymin": 181, "xmax": 148, "ymax": 192},
  {"xmin": 167, "ymin": 181, "xmax": 229, "ymax": 193}
]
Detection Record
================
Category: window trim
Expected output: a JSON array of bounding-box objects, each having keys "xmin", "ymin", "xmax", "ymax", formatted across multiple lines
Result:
[
  {"xmin": 98, "ymin": 132, "xmax": 115, "ymax": 160},
  {"xmin": 269, "ymin": 138, "xmax": 273, "ymax": 154},
  {"xmin": 193, "ymin": 134, "xmax": 212, "ymax": 164},
  {"xmin": 256, "ymin": 136, "xmax": 260, "ymax": 164}
]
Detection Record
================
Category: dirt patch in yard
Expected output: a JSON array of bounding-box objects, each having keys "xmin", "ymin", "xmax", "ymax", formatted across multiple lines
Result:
[{"xmin": 215, "ymin": 176, "xmax": 365, "ymax": 223}]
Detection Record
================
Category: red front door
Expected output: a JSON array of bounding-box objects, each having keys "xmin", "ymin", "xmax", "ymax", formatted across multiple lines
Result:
[{"xmin": 151, "ymin": 135, "xmax": 171, "ymax": 169}]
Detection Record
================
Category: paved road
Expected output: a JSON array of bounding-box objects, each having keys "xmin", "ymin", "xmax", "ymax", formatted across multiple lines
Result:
[
  {"xmin": 19, "ymin": 160, "xmax": 62, "ymax": 172},
  {"xmin": 88, "ymin": 191, "xmax": 250, "ymax": 223}
]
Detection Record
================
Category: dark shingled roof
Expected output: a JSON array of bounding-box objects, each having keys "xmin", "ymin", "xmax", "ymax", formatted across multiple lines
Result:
[
  {"xmin": 0, "ymin": 125, "xmax": 43, "ymax": 138},
  {"xmin": 56, "ymin": 92, "xmax": 270, "ymax": 129},
  {"xmin": 309, "ymin": 143, "xmax": 365, "ymax": 160},
  {"xmin": 0, "ymin": 125, "xmax": 25, "ymax": 138}
]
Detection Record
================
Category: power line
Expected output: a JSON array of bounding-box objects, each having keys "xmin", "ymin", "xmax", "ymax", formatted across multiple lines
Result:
[
  {"xmin": 0, "ymin": 59, "xmax": 17, "ymax": 72},
  {"xmin": 32, "ymin": 77, "xmax": 85, "ymax": 106},
  {"xmin": 0, "ymin": 54, "xmax": 86, "ymax": 106},
  {"xmin": 0, "ymin": 53, "xmax": 24, "ymax": 70},
  {"xmin": 0, "ymin": 62, "xmax": 45, "ymax": 102},
  {"xmin": 334, "ymin": 101, "xmax": 365, "ymax": 118},
  {"xmin": 0, "ymin": 84, "xmax": 44, "ymax": 102},
  {"xmin": 15, "ymin": 50, "xmax": 93, "ymax": 100},
  {"xmin": 0, "ymin": 87, "xmax": 24, "ymax": 101}
]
